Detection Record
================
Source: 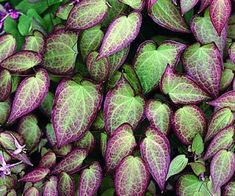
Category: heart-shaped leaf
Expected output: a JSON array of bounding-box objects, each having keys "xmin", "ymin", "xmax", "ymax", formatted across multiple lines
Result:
[
  {"xmin": 210, "ymin": 0, "xmax": 231, "ymax": 36},
  {"xmin": 74, "ymin": 131, "xmax": 95, "ymax": 153},
  {"xmin": 86, "ymin": 51, "xmax": 109, "ymax": 82},
  {"xmin": 189, "ymin": 161, "xmax": 206, "ymax": 176},
  {"xmin": 43, "ymin": 29, "xmax": 78, "ymax": 74},
  {"xmin": 198, "ymin": 0, "xmax": 210, "ymax": 13},
  {"xmin": 0, "ymin": 99, "xmax": 10, "ymax": 126},
  {"xmin": 19, "ymin": 168, "xmax": 50, "ymax": 183},
  {"xmin": 191, "ymin": 9, "xmax": 227, "ymax": 53},
  {"xmin": 180, "ymin": 0, "xmax": 199, "ymax": 15},
  {"xmin": 211, "ymin": 150, "xmax": 235, "ymax": 192},
  {"xmin": 205, "ymin": 107, "xmax": 234, "ymax": 142},
  {"xmin": 24, "ymin": 187, "xmax": 40, "ymax": 196},
  {"xmin": 78, "ymin": 162, "xmax": 102, "ymax": 196},
  {"xmin": 173, "ymin": 105, "xmax": 206, "ymax": 145},
  {"xmin": 145, "ymin": 100, "xmax": 172, "ymax": 135},
  {"xmin": 51, "ymin": 148, "xmax": 87, "ymax": 174},
  {"xmin": 0, "ymin": 51, "xmax": 42, "ymax": 73},
  {"xmin": 140, "ymin": 127, "xmax": 170, "ymax": 191},
  {"xmin": 104, "ymin": 76, "xmax": 144, "ymax": 136},
  {"xmin": 52, "ymin": 79, "xmax": 102, "ymax": 147},
  {"xmin": 149, "ymin": 0, "xmax": 190, "ymax": 33},
  {"xmin": 192, "ymin": 134, "xmax": 204, "ymax": 155},
  {"xmin": 115, "ymin": 155, "xmax": 150, "ymax": 196},
  {"xmin": 0, "ymin": 69, "xmax": 11, "ymax": 101},
  {"xmin": 8, "ymin": 69, "xmax": 49, "ymax": 123},
  {"xmin": 98, "ymin": 12, "xmax": 142, "ymax": 59},
  {"xmin": 67, "ymin": 0, "xmax": 108, "ymax": 30},
  {"xmin": 208, "ymin": 90, "xmax": 235, "ymax": 111},
  {"xmin": 38, "ymin": 151, "xmax": 56, "ymax": 169},
  {"xmin": 119, "ymin": 0, "xmax": 145, "ymax": 10},
  {"xmin": 0, "ymin": 34, "xmax": 16, "ymax": 63},
  {"xmin": 43, "ymin": 176, "xmax": 58, "ymax": 196},
  {"xmin": 182, "ymin": 43, "xmax": 222, "ymax": 97},
  {"xmin": 105, "ymin": 123, "xmax": 136, "ymax": 171},
  {"xmin": 134, "ymin": 40, "xmax": 186, "ymax": 94},
  {"xmin": 160, "ymin": 66, "xmax": 210, "ymax": 104},
  {"xmin": 204, "ymin": 126, "xmax": 234, "ymax": 160},
  {"xmin": 58, "ymin": 172, "xmax": 75, "ymax": 196},
  {"xmin": 224, "ymin": 181, "xmax": 235, "ymax": 196}
]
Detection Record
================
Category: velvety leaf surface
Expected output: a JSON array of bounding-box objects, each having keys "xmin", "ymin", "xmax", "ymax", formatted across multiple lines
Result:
[
  {"xmin": 0, "ymin": 99, "xmax": 10, "ymax": 126},
  {"xmin": 105, "ymin": 123, "xmax": 136, "ymax": 171},
  {"xmin": 67, "ymin": 0, "xmax": 108, "ymax": 30},
  {"xmin": 0, "ymin": 34, "xmax": 16, "ymax": 63},
  {"xmin": 43, "ymin": 176, "xmax": 58, "ymax": 196},
  {"xmin": 145, "ymin": 100, "xmax": 172, "ymax": 135},
  {"xmin": 182, "ymin": 43, "xmax": 222, "ymax": 97},
  {"xmin": 180, "ymin": 0, "xmax": 199, "ymax": 15},
  {"xmin": 173, "ymin": 105, "xmax": 206, "ymax": 145},
  {"xmin": 140, "ymin": 127, "xmax": 170, "ymax": 191},
  {"xmin": 211, "ymin": 150, "xmax": 235, "ymax": 192},
  {"xmin": 38, "ymin": 151, "xmax": 56, "ymax": 169},
  {"xmin": 0, "ymin": 51, "xmax": 42, "ymax": 73},
  {"xmin": 204, "ymin": 126, "xmax": 234, "ymax": 160},
  {"xmin": 0, "ymin": 69, "xmax": 11, "ymax": 101},
  {"xmin": 8, "ymin": 69, "xmax": 49, "ymax": 123},
  {"xmin": 58, "ymin": 172, "xmax": 75, "ymax": 196},
  {"xmin": 210, "ymin": 0, "xmax": 231, "ymax": 35},
  {"xmin": 134, "ymin": 40, "xmax": 186, "ymax": 94},
  {"xmin": 78, "ymin": 161, "xmax": 102, "ymax": 196},
  {"xmin": 43, "ymin": 29, "xmax": 78, "ymax": 74},
  {"xmin": 149, "ymin": 0, "xmax": 190, "ymax": 33},
  {"xmin": 51, "ymin": 148, "xmax": 87, "ymax": 174},
  {"xmin": 160, "ymin": 66, "xmax": 210, "ymax": 104},
  {"xmin": 104, "ymin": 77, "xmax": 144, "ymax": 136},
  {"xmin": 224, "ymin": 181, "xmax": 235, "ymax": 196},
  {"xmin": 115, "ymin": 156, "xmax": 150, "ymax": 196},
  {"xmin": 24, "ymin": 187, "xmax": 40, "ymax": 196},
  {"xmin": 52, "ymin": 79, "xmax": 102, "ymax": 147},
  {"xmin": 205, "ymin": 107, "xmax": 234, "ymax": 141},
  {"xmin": 98, "ymin": 12, "xmax": 142, "ymax": 59},
  {"xmin": 119, "ymin": 0, "xmax": 145, "ymax": 10},
  {"xmin": 19, "ymin": 168, "xmax": 50, "ymax": 183}
]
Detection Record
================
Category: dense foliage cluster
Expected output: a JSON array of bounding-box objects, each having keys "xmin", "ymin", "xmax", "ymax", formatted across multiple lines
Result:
[{"xmin": 0, "ymin": 0, "xmax": 234, "ymax": 195}]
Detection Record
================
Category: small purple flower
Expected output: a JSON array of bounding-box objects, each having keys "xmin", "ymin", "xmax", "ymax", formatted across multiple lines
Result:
[{"xmin": 10, "ymin": 133, "xmax": 26, "ymax": 155}]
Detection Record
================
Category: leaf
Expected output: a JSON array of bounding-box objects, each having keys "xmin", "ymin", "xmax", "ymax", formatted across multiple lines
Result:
[
  {"xmin": 210, "ymin": 150, "xmax": 235, "ymax": 192},
  {"xmin": 134, "ymin": 40, "xmax": 186, "ymax": 94},
  {"xmin": 19, "ymin": 168, "xmax": 50, "ymax": 183},
  {"xmin": 0, "ymin": 99, "xmax": 10, "ymax": 126},
  {"xmin": 8, "ymin": 69, "xmax": 49, "ymax": 123},
  {"xmin": 91, "ymin": 110, "xmax": 104, "ymax": 131},
  {"xmin": 100, "ymin": 132, "xmax": 108, "ymax": 157},
  {"xmin": 119, "ymin": 0, "xmax": 145, "ymax": 10},
  {"xmin": 51, "ymin": 148, "xmax": 87, "ymax": 174},
  {"xmin": 115, "ymin": 156, "xmax": 150, "ymax": 196},
  {"xmin": 43, "ymin": 29, "xmax": 78, "ymax": 74},
  {"xmin": 147, "ymin": 0, "xmax": 157, "ymax": 11},
  {"xmin": 204, "ymin": 126, "xmax": 234, "ymax": 160},
  {"xmin": 160, "ymin": 66, "xmax": 210, "ymax": 104},
  {"xmin": 45, "ymin": 123, "xmax": 56, "ymax": 146},
  {"xmin": 22, "ymin": 30, "xmax": 45, "ymax": 54},
  {"xmin": 191, "ymin": 10, "xmax": 227, "ymax": 53},
  {"xmin": 40, "ymin": 92, "xmax": 54, "ymax": 117},
  {"xmin": 18, "ymin": 15, "xmax": 32, "ymax": 36},
  {"xmin": 180, "ymin": 0, "xmax": 199, "ymax": 15},
  {"xmin": 224, "ymin": 181, "xmax": 235, "ymax": 196},
  {"xmin": 98, "ymin": 12, "xmax": 142, "ymax": 59},
  {"xmin": 0, "ymin": 69, "xmax": 11, "ymax": 101},
  {"xmin": 67, "ymin": 0, "xmax": 108, "ymax": 30},
  {"xmin": 74, "ymin": 131, "xmax": 95, "ymax": 152},
  {"xmin": 166, "ymin": 154, "xmax": 188, "ymax": 180},
  {"xmin": 0, "ymin": 34, "xmax": 16, "ymax": 63},
  {"xmin": 210, "ymin": 0, "xmax": 231, "ymax": 35},
  {"xmin": 104, "ymin": 77, "xmax": 144, "ymax": 136},
  {"xmin": 145, "ymin": 100, "xmax": 172, "ymax": 135},
  {"xmin": 189, "ymin": 161, "xmax": 206, "ymax": 176},
  {"xmin": 0, "ymin": 51, "xmax": 42, "ymax": 73},
  {"xmin": 182, "ymin": 43, "xmax": 222, "ymax": 97},
  {"xmin": 56, "ymin": 3, "xmax": 73, "ymax": 20},
  {"xmin": 52, "ymin": 79, "xmax": 102, "ymax": 147},
  {"xmin": 43, "ymin": 176, "xmax": 58, "ymax": 196},
  {"xmin": 208, "ymin": 90, "xmax": 235, "ymax": 111},
  {"xmin": 140, "ymin": 127, "xmax": 170, "ymax": 191},
  {"xmin": 229, "ymin": 42, "xmax": 235, "ymax": 64},
  {"xmin": 173, "ymin": 105, "xmax": 206, "ymax": 145},
  {"xmin": 149, "ymin": 0, "xmax": 190, "ymax": 33},
  {"xmin": 198, "ymin": 0, "xmax": 210, "ymax": 13},
  {"xmin": 205, "ymin": 107, "xmax": 234, "ymax": 142},
  {"xmin": 105, "ymin": 123, "xmax": 136, "ymax": 171},
  {"xmin": 192, "ymin": 134, "xmax": 204, "ymax": 155},
  {"xmin": 38, "ymin": 151, "xmax": 56, "ymax": 169},
  {"xmin": 17, "ymin": 114, "xmax": 41, "ymax": 152},
  {"xmin": 24, "ymin": 187, "xmax": 40, "ymax": 196},
  {"xmin": 58, "ymin": 172, "xmax": 75, "ymax": 196},
  {"xmin": 78, "ymin": 162, "xmax": 102, "ymax": 196},
  {"xmin": 220, "ymin": 68, "xmax": 234, "ymax": 91},
  {"xmin": 86, "ymin": 51, "xmax": 109, "ymax": 82},
  {"xmin": 79, "ymin": 25, "xmax": 104, "ymax": 61}
]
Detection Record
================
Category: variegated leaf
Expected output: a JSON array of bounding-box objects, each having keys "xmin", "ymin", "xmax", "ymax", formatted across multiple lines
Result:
[
  {"xmin": 19, "ymin": 168, "xmax": 50, "ymax": 183},
  {"xmin": 43, "ymin": 176, "xmax": 58, "ymax": 196},
  {"xmin": 119, "ymin": 0, "xmax": 145, "ymax": 10},
  {"xmin": 58, "ymin": 172, "xmax": 75, "ymax": 196},
  {"xmin": 0, "ymin": 34, "xmax": 16, "ymax": 63},
  {"xmin": 0, "ymin": 69, "xmax": 11, "ymax": 101},
  {"xmin": 180, "ymin": 0, "xmax": 199, "ymax": 15}
]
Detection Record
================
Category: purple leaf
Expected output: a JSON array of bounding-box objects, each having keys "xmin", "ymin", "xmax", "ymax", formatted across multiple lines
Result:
[
  {"xmin": 52, "ymin": 79, "xmax": 102, "ymax": 147},
  {"xmin": 24, "ymin": 187, "xmax": 40, "ymax": 196},
  {"xmin": 51, "ymin": 148, "xmax": 87, "ymax": 174},
  {"xmin": 7, "ymin": 150, "xmax": 33, "ymax": 166},
  {"xmin": 58, "ymin": 172, "xmax": 75, "ymax": 196},
  {"xmin": 78, "ymin": 161, "xmax": 102, "ymax": 196},
  {"xmin": 173, "ymin": 105, "xmax": 206, "ymax": 145},
  {"xmin": 38, "ymin": 151, "xmax": 56, "ymax": 169},
  {"xmin": 210, "ymin": 150, "xmax": 235, "ymax": 192},
  {"xmin": 198, "ymin": 0, "xmax": 210, "ymax": 13},
  {"xmin": 224, "ymin": 181, "xmax": 235, "ymax": 196},
  {"xmin": 8, "ymin": 69, "xmax": 49, "ymax": 123},
  {"xmin": 19, "ymin": 168, "xmax": 50, "ymax": 183},
  {"xmin": 115, "ymin": 155, "xmax": 150, "ymax": 196},
  {"xmin": 180, "ymin": 0, "xmax": 199, "ymax": 15},
  {"xmin": 210, "ymin": 0, "xmax": 231, "ymax": 35},
  {"xmin": 0, "ymin": 34, "xmax": 16, "ymax": 63},
  {"xmin": 0, "ymin": 69, "xmax": 11, "ymax": 101},
  {"xmin": 42, "ymin": 176, "xmax": 58, "ymax": 196},
  {"xmin": 98, "ymin": 11, "xmax": 142, "ymax": 59},
  {"xmin": 147, "ymin": 0, "xmax": 157, "ymax": 11},
  {"xmin": 105, "ymin": 123, "xmax": 137, "ymax": 172},
  {"xmin": 140, "ymin": 127, "xmax": 170, "ymax": 191}
]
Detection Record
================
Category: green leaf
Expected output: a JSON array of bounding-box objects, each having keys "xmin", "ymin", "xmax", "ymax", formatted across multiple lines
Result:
[
  {"xmin": 119, "ymin": 0, "xmax": 144, "ymax": 10},
  {"xmin": 189, "ymin": 161, "xmax": 206, "ymax": 176},
  {"xmin": 220, "ymin": 68, "xmax": 234, "ymax": 90},
  {"xmin": 16, "ymin": 0, "xmax": 49, "ymax": 14},
  {"xmin": 18, "ymin": 15, "xmax": 32, "ymax": 36},
  {"xmin": 0, "ymin": 34, "xmax": 16, "ymax": 63},
  {"xmin": 192, "ymin": 134, "xmax": 204, "ymax": 155},
  {"xmin": 56, "ymin": 3, "xmax": 73, "ymax": 20},
  {"xmin": 0, "ymin": 99, "xmax": 10, "ymax": 126}
]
